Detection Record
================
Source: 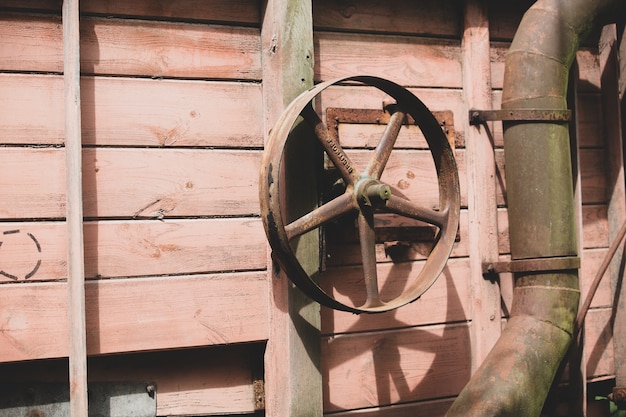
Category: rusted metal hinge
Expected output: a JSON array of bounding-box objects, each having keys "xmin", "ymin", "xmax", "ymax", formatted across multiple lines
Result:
[
  {"xmin": 469, "ymin": 109, "xmax": 572, "ymax": 125},
  {"xmin": 483, "ymin": 256, "xmax": 580, "ymax": 280}
]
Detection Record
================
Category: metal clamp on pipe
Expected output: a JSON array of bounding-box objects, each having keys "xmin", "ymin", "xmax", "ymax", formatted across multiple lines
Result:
[
  {"xmin": 469, "ymin": 109, "xmax": 572, "ymax": 125},
  {"xmin": 482, "ymin": 256, "xmax": 581, "ymax": 281}
]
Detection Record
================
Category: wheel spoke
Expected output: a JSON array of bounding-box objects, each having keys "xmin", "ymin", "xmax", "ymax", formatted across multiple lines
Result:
[
  {"xmin": 366, "ymin": 110, "xmax": 405, "ymax": 179},
  {"xmin": 385, "ymin": 195, "xmax": 447, "ymax": 228},
  {"xmin": 285, "ymin": 192, "xmax": 356, "ymax": 240},
  {"xmin": 301, "ymin": 104, "xmax": 360, "ymax": 185},
  {"xmin": 357, "ymin": 211, "xmax": 383, "ymax": 308}
]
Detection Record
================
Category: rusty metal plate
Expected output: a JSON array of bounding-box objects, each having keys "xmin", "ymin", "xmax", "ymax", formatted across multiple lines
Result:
[
  {"xmin": 326, "ymin": 107, "xmax": 457, "ymax": 148},
  {"xmin": 469, "ymin": 108, "xmax": 571, "ymax": 125}
]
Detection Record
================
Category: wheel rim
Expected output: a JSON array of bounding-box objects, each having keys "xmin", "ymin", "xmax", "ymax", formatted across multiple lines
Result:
[{"xmin": 259, "ymin": 75, "xmax": 460, "ymax": 314}]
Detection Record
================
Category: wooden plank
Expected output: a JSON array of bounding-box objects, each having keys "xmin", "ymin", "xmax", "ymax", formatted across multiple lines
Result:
[
  {"xmin": 599, "ymin": 24, "xmax": 626, "ymax": 389},
  {"xmin": 0, "ymin": 147, "xmax": 67, "ymax": 218},
  {"xmin": 0, "ymin": 344, "xmax": 263, "ymax": 416},
  {"xmin": 462, "ymin": 0, "xmax": 501, "ymax": 370},
  {"xmin": 0, "ymin": 218, "xmax": 266, "ymax": 283},
  {"xmin": 582, "ymin": 204, "xmax": 610, "ymax": 249},
  {"xmin": 584, "ymin": 307, "xmax": 615, "ymax": 380},
  {"xmin": 314, "ymin": 31, "xmax": 462, "ymax": 88},
  {"xmin": 325, "ymin": 208, "xmax": 471, "ymax": 266},
  {"xmin": 322, "ymin": 323, "xmax": 471, "ymax": 412},
  {"xmin": 62, "ymin": 0, "xmax": 88, "ymax": 412},
  {"xmin": 0, "ymin": 13, "xmax": 261, "ymax": 79},
  {"xmin": 1, "ymin": 0, "xmax": 261, "ymax": 25},
  {"xmin": 578, "ymin": 93, "xmax": 605, "ymax": 148},
  {"xmin": 83, "ymin": 219, "xmax": 266, "ymax": 277},
  {"xmin": 320, "ymin": 257, "xmax": 471, "ymax": 335},
  {"xmin": 324, "ymin": 397, "xmax": 453, "ymax": 417},
  {"xmin": 576, "ymin": 149, "xmax": 608, "ymax": 204},
  {"xmin": 580, "ymin": 248, "xmax": 613, "ymax": 309},
  {"xmin": 0, "ymin": 272, "xmax": 269, "ymax": 362},
  {"xmin": 0, "ymin": 148, "xmax": 261, "ymax": 219},
  {"xmin": 261, "ymin": 0, "xmax": 320, "ymax": 416},
  {"xmin": 312, "ymin": 0, "xmax": 462, "ymax": 38},
  {"xmin": 326, "ymin": 201, "xmax": 609, "ymax": 273},
  {"xmin": 342, "ymin": 149, "xmax": 468, "ymax": 208},
  {"xmin": 82, "ymin": 148, "xmax": 262, "ymax": 218},
  {"xmin": 0, "ymin": 74, "xmax": 263, "ymax": 147},
  {"xmin": 319, "ymin": 87, "xmax": 467, "ymax": 132},
  {"xmin": 0, "ymin": 74, "xmax": 65, "ymax": 144},
  {"xmin": 337, "ymin": 120, "xmax": 459, "ymax": 150}
]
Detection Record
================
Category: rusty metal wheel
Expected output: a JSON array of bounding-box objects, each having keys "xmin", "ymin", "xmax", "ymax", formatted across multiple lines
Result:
[{"xmin": 259, "ymin": 75, "xmax": 460, "ymax": 313}]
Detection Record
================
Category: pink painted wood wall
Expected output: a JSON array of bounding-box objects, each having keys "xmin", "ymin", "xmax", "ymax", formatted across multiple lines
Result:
[{"xmin": 0, "ymin": 1, "xmax": 621, "ymax": 416}]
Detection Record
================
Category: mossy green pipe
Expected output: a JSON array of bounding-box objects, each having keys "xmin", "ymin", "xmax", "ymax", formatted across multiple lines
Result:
[{"xmin": 446, "ymin": 1, "xmax": 623, "ymax": 416}]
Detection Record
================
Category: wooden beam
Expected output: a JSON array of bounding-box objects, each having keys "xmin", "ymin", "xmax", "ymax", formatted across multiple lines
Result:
[
  {"xmin": 261, "ymin": 0, "xmax": 321, "ymax": 416},
  {"xmin": 62, "ymin": 0, "xmax": 88, "ymax": 415},
  {"xmin": 0, "ymin": 273, "xmax": 269, "ymax": 362},
  {"xmin": 461, "ymin": 0, "xmax": 501, "ymax": 371},
  {"xmin": 600, "ymin": 24, "xmax": 626, "ymax": 389}
]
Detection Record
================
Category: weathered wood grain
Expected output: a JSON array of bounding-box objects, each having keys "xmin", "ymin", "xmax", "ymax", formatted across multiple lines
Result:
[
  {"xmin": 0, "ymin": 218, "xmax": 266, "ymax": 283},
  {"xmin": 0, "ymin": 74, "xmax": 263, "ymax": 147},
  {"xmin": 462, "ymin": 0, "xmax": 501, "ymax": 369},
  {"xmin": 0, "ymin": 272, "xmax": 269, "ymax": 362},
  {"xmin": 584, "ymin": 307, "xmax": 615, "ymax": 380},
  {"xmin": 1, "ymin": 0, "xmax": 262, "ymax": 25},
  {"xmin": 315, "ymin": 32, "xmax": 462, "ymax": 88},
  {"xmin": 320, "ymin": 86, "xmax": 467, "ymax": 126},
  {"xmin": 325, "ymin": 397, "xmax": 453, "ymax": 417},
  {"xmin": 578, "ymin": 93, "xmax": 605, "ymax": 148},
  {"xmin": 0, "ymin": 13, "xmax": 261, "ymax": 79},
  {"xmin": 62, "ymin": 0, "xmax": 89, "ymax": 411},
  {"xmin": 261, "ymin": 0, "xmax": 322, "ymax": 415},
  {"xmin": 320, "ymin": 257, "xmax": 471, "ymax": 335},
  {"xmin": 322, "ymin": 322, "xmax": 470, "ymax": 412},
  {"xmin": 342, "ymin": 149, "xmax": 468, "ymax": 208},
  {"xmin": 315, "ymin": 33, "xmax": 599, "ymax": 93},
  {"xmin": 0, "ymin": 148, "xmax": 261, "ymax": 219},
  {"xmin": 581, "ymin": 248, "xmax": 613, "ymax": 309},
  {"xmin": 580, "ymin": 148, "xmax": 610, "ymax": 204},
  {"xmin": 324, "ymin": 208, "xmax": 470, "ymax": 266},
  {"xmin": 313, "ymin": 0, "xmax": 462, "ymax": 38}
]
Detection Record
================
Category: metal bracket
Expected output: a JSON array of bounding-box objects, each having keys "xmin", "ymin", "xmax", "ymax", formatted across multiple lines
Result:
[
  {"xmin": 483, "ymin": 256, "xmax": 580, "ymax": 279},
  {"xmin": 327, "ymin": 107, "xmax": 457, "ymax": 148},
  {"xmin": 469, "ymin": 109, "xmax": 572, "ymax": 125}
]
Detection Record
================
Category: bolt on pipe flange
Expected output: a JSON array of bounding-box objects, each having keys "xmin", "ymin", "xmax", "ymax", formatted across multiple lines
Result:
[{"xmin": 355, "ymin": 178, "xmax": 392, "ymax": 208}]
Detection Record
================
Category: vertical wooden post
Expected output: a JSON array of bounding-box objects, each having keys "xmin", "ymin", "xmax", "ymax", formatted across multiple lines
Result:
[
  {"xmin": 568, "ymin": 60, "xmax": 586, "ymax": 417},
  {"xmin": 63, "ymin": 0, "xmax": 88, "ymax": 414},
  {"xmin": 461, "ymin": 0, "xmax": 501, "ymax": 371},
  {"xmin": 261, "ymin": 1, "xmax": 321, "ymax": 416},
  {"xmin": 600, "ymin": 24, "xmax": 626, "ymax": 390}
]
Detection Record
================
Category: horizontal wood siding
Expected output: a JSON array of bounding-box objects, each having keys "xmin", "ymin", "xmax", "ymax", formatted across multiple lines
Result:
[
  {"xmin": 0, "ymin": 273, "xmax": 268, "ymax": 361},
  {"xmin": 314, "ymin": 1, "xmax": 615, "ymax": 415},
  {"xmin": 0, "ymin": 12, "xmax": 261, "ymax": 79},
  {"xmin": 0, "ymin": 74, "xmax": 263, "ymax": 147},
  {"xmin": 0, "ymin": 1, "xmax": 619, "ymax": 416},
  {"xmin": 0, "ymin": 2, "xmax": 266, "ymax": 415}
]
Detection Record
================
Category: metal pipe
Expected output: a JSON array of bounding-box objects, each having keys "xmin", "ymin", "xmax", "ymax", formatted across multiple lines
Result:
[{"xmin": 446, "ymin": 1, "xmax": 623, "ymax": 416}]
